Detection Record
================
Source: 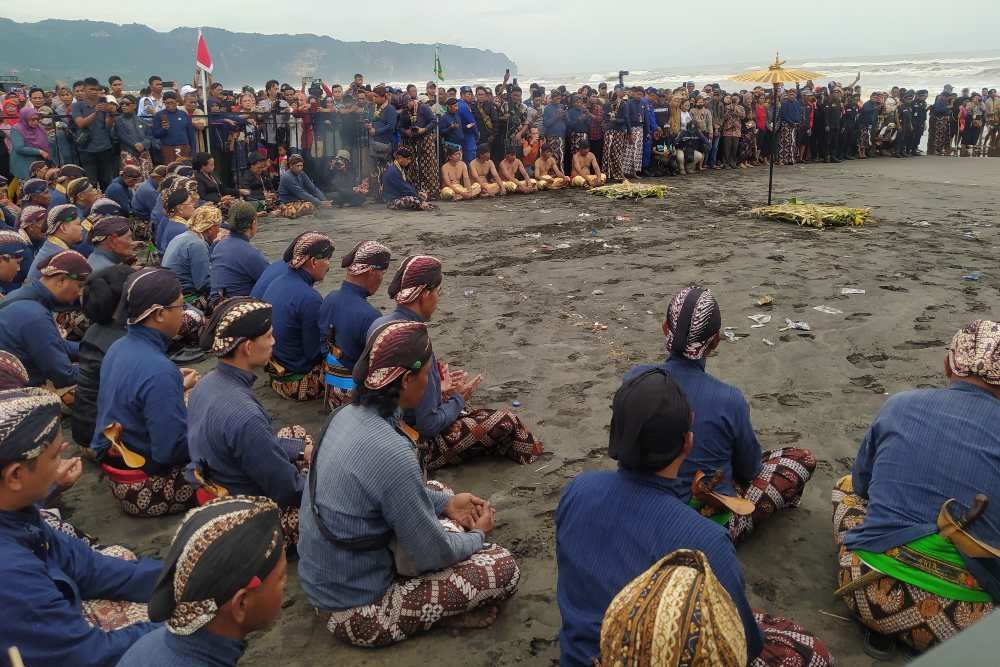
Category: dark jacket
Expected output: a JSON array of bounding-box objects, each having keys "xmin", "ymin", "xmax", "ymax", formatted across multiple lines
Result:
[{"xmin": 70, "ymin": 322, "xmax": 126, "ymax": 446}]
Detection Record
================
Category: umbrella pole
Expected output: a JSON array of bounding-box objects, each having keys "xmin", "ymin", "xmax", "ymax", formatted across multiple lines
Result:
[{"xmin": 768, "ymin": 83, "xmax": 777, "ymax": 204}]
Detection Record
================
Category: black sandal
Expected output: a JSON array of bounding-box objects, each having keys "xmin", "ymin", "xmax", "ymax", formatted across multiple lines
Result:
[{"xmin": 863, "ymin": 629, "xmax": 896, "ymax": 661}]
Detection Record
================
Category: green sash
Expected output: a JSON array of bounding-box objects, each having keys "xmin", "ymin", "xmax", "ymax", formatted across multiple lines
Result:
[
  {"xmin": 856, "ymin": 534, "xmax": 991, "ymax": 602},
  {"xmin": 687, "ymin": 498, "xmax": 733, "ymax": 527}
]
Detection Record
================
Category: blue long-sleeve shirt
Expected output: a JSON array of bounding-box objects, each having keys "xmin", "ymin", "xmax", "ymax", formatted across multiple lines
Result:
[
  {"xmin": 158, "ymin": 217, "xmax": 189, "ymax": 254},
  {"xmin": 278, "ymin": 170, "xmax": 324, "ymax": 206},
  {"xmin": 113, "ymin": 114, "xmax": 151, "ymax": 157},
  {"xmin": 456, "ymin": 100, "xmax": 479, "ymax": 150},
  {"xmin": 209, "ymin": 232, "xmax": 268, "ymax": 298},
  {"xmin": 624, "ymin": 98, "xmax": 644, "ymax": 127},
  {"xmin": 262, "ymin": 267, "xmax": 324, "ymax": 374},
  {"xmin": 250, "ymin": 260, "xmax": 288, "ymax": 299},
  {"xmin": 103, "ymin": 176, "xmax": 133, "ymax": 215},
  {"xmin": 117, "ymin": 626, "xmax": 245, "ymax": 667},
  {"xmin": 368, "ymin": 306, "xmax": 464, "ymax": 437},
  {"xmin": 298, "ymin": 403, "xmax": 483, "ymax": 610},
  {"xmin": 370, "ymin": 104, "xmax": 398, "ymax": 145},
  {"xmin": 319, "ymin": 281, "xmax": 381, "ymax": 371},
  {"xmin": 543, "ymin": 103, "xmax": 568, "ymax": 138},
  {"xmin": 779, "ymin": 99, "xmax": 802, "ymax": 125},
  {"xmin": 0, "ymin": 281, "xmax": 78, "ymax": 387},
  {"xmin": 91, "ymin": 324, "xmax": 189, "ymax": 474},
  {"xmin": 2, "ymin": 231, "xmax": 43, "ymax": 294},
  {"xmin": 47, "ymin": 187, "xmax": 68, "ymax": 208},
  {"xmin": 151, "ymin": 108, "xmax": 196, "ymax": 152},
  {"xmin": 0, "ymin": 506, "xmax": 161, "ymax": 667},
  {"xmin": 381, "ymin": 162, "xmax": 418, "ymax": 202},
  {"xmin": 438, "ymin": 109, "xmax": 464, "ymax": 145},
  {"xmin": 624, "ymin": 356, "xmax": 762, "ymax": 498},
  {"xmin": 131, "ymin": 180, "xmax": 158, "ymax": 220},
  {"xmin": 161, "ymin": 231, "xmax": 211, "ymax": 294},
  {"xmin": 186, "ymin": 363, "xmax": 305, "ymax": 506},
  {"xmin": 555, "ymin": 470, "xmax": 764, "ymax": 667},
  {"xmin": 27, "ymin": 237, "xmax": 70, "ymax": 283}
]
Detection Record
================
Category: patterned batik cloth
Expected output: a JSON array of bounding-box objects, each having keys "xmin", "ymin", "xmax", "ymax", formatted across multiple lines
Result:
[
  {"xmin": 324, "ymin": 481, "xmax": 521, "ymax": 647},
  {"xmin": 546, "ymin": 136, "xmax": 566, "ymax": 172},
  {"xmin": 272, "ymin": 424, "xmax": 312, "ymax": 544},
  {"xmin": 418, "ymin": 408, "xmax": 544, "ymax": 471},
  {"xmin": 725, "ymin": 447, "xmax": 816, "ymax": 543},
  {"xmin": 119, "ymin": 150, "xmax": 154, "ymax": 178},
  {"xmin": 268, "ymin": 361, "xmax": 325, "ymax": 401},
  {"xmin": 623, "ymin": 127, "xmax": 643, "ymax": 176},
  {"xmin": 778, "ymin": 125, "xmax": 798, "ymax": 163},
  {"xmin": 602, "ymin": 130, "xmax": 626, "ymax": 181},
  {"xmin": 324, "ymin": 386, "xmax": 353, "ymax": 413},
  {"xmin": 387, "ymin": 196, "xmax": 424, "ymax": 211},
  {"xmin": 405, "ymin": 133, "xmax": 440, "ymax": 198},
  {"xmin": 275, "ymin": 201, "xmax": 316, "ymax": 219},
  {"xmin": 749, "ymin": 611, "xmax": 834, "ymax": 667},
  {"xmin": 81, "ymin": 545, "xmax": 151, "ymax": 630},
  {"xmin": 105, "ymin": 465, "xmax": 197, "ymax": 518},
  {"xmin": 932, "ymin": 120, "xmax": 952, "ymax": 155},
  {"xmin": 55, "ymin": 309, "xmax": 91, "ymax": 342},
  {"xmin": 832, "ymin": 475, "xmax": 994, "ymax": 652},
  {"xmin": 40, "ymin": 507, "xmax": 97, "ymax": 545}
]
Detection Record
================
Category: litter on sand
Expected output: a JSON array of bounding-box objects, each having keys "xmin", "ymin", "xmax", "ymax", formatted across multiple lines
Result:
[
  {"xmin": 587, "ymin": 180, "xmax": 671, "ymax": 200},
  {"xmin": 962, "ymin": 271, "xmax": 984, "ymax": 281},
  {"xmin": 762, "ymin": 338, "xmax": 775, "ymax": 346},
  {"xmin": 757, "ymin": 295, "xmax": 774, "ymax": 306},
  {"xmin": 779, "ymin": 319, "xmax": 812, "ymax": 332},
  {"xmin": 749, "ymin": 199, "xmax": 872, "ymax": 228},
  {"xmin": 748, "ymin": 314, "xmax": 772, "ymax": 326},
  {"xmin": 840, "ymin": 288, "xmax": 866, "ymax": 295},
  {"xmin": 813, "ymin": 305, "xmax": 844, "ymax": 315},
  {"xmin": 591, "ymin": 289, "xmax": 605, "ymax": 295}
]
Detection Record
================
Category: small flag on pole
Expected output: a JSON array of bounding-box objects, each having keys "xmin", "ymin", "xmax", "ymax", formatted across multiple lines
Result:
[
  {"xmin": 195, "ymin": 29, "xmax": 214, "ymax": 74},
  {"xmin": 434, "ymin": 47, "xmax": 444, "ymax": 82}
]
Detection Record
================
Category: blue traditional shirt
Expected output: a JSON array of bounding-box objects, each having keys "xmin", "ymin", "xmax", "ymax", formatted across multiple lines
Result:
[
  {"xmin": 131, "ymin": 179, "xmax": 158, "ymax": 220},
  {"xmin": 368, "ymin": 306, "xmax": 464, "ymax": 437},
  {"xmin": 277, "ymin": 170, "xmax": 324, "ymax": 206},
  {"xmin": 210, "ymin": 232, "xmax": 268, "ymax": 298},
  {"xmin": 556, "ymin": 469, "xmax": 764, "ymax": 667},
  {"xmin": 0, "ymin": 280, "xmax": 78, "ymax": 387},
  {"xmin": 624, "ymin": 356, "xmax": 762, "ymax": 498},
  {"xmin": 186, "ymin": 363, "xmax": 306, "ymax": 505},
  {"xmin": 117, "ymin": 627, "xmax": 245, "ymax": 667},
  {"xmin": 381, "ymin": 162, "xmax": 418, "ymax": 202},
  {"xmin": 26, "ymin": 237, "xmax": 70, "ymax": 282},
  {"xmin": 162, "ymin": 231, "xmax": 211, "ymax": 294},
  {"xmin": 0, "ymin": 506, "xmax": 160, "ymax": 667},
  {"xmin": 298, "ymin": 404, "xmax": 483, "ymax": 610},
  {"xmin": 318, "ymin": 281, "xmax": 381, "ymax": 371},
  {"xmin": 104, "ymin": 176, "xmax": 133, "ymax": 215},
  {"xmin": 262, "ymin": 267, "xmax": 324, "ymax": 373},
  {"xmin": 250, "ymin": 260, "xmax": 288, "ymax": 299},
  {"xmin": 91, "ymin": 324, "xmax": 189, "ymax": 474},
  {"xmin": 157, "ymin": 217, "xmax": 189, "ymax": 255},
  {"xmin": 86, "ymin": 247, "xmax": 122, "ymax": 273},
  {"xmin": 151, "ymin": 108, "xmax": 196, "ymax": 153}
]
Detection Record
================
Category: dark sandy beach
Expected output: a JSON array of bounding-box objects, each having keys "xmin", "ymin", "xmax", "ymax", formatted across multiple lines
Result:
[{"xmin": 59, "ymin": 155, "xmax": 999, "ymax": 666}]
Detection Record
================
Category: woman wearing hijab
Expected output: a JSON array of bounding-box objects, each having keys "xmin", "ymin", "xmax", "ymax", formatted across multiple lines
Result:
[
  {"xmin": 623, "ymin": 286, "xmax": 816, "ymax": 543},
  {"xmin": 90, "ymin": 267, "xmax": 200, "ymax": 517},
  {"xmin": 299, "ymin": 320, "xmax": 520, "ymax": 647},
  {"xmin": 9, "ymin": 106, "xmax": 52, "ymax": 185}
]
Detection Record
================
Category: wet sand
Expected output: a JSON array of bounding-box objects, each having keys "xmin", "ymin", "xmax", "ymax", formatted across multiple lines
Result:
[{"xmin": 61, "ymin": 155, "xmax": 999, "ymax": 666}]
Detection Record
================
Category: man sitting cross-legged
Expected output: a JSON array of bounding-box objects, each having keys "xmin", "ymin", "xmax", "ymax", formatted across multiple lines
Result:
[
  {"xmin": 497, "ymin": 146, "xmax": 537, "ymax": 194},
  {"xmin": 468, "ymin": 143, "xmax": 505, "ymax": 197},
  {"xmin": 439, "ymin": 144, "xmax": 482, "ymax": 201},
  {"xmin": 570, "ymin": 141, "xmax": 607, "ymax": 188},
  {"xmin": 533, "ymin": 143, "xmax": 568, "ymax": 190}
]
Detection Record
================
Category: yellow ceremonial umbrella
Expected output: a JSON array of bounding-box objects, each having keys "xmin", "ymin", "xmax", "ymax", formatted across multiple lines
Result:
[{"xmin": 730, "ymin": 54, "xmax": 824, "ymax": 203}]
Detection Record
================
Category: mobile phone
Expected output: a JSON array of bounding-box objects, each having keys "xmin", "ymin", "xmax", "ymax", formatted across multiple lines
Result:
[{"xmin": 163, "ymin": 81, "xmax": 176, "ymax": 89}]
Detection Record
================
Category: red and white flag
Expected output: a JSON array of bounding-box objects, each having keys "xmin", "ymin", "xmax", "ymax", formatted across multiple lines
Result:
[{"xmin": 195, "ymin": 29, "xmax": 214, "ymax": 74}]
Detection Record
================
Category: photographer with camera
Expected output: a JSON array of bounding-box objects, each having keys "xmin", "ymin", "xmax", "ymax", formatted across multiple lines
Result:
[
  {"xmin": 326, "ymin": 149, "xmax": 367, "ymax": 207},
  {"xmin": 71, "ymin": 77, "xmax": 116, "ymax": 188}
]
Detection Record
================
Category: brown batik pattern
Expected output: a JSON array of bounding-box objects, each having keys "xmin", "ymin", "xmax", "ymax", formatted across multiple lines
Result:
[
  {"xmin": 727, "ymin": 447, "xmax": 816, "ymax": 543},
  {"xmin": 269, "ymin": 363, "xmax": 325, "ymax": 401},
  {"xmin": 831, "ymin": 475, "xmax": 994, "ymax": 652},
  {"xmin": 419, "ymin": 408, "xmax": 544, "ymax": 470},
  {"xmin": 106, "ymin": 465, "xmax": 197, "ymax": 517},
  {"xmin": 750, "ymin": 611, "xmax": 833, "ymax": 667},
  {"xmin": 81, "ymin": 545, "xmax": 151, "ymax": 630}
]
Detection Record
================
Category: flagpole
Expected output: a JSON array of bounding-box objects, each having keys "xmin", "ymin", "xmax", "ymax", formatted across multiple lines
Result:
[{"xmin": 199, "ymin": 29, "xmax": 211, "ymax": 153}]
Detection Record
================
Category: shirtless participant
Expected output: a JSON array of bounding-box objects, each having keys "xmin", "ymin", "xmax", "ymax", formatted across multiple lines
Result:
[
  {"xmin": 570, "ymin": 142, "xmax": 607, "ymax": 188},
  {"xmin": 439, "ymin": 145, "xmax": 482, "ymax": 200},
  {"xmin": 468, "ymin": 144, "xmax": 504, "ymax": 197},
  {"xmin": 533, "ymin": 144, "xmax": 568, "ymax": 190},
  {"xmin": 498, "ymin": 147, "xmax": 536, "ymax": 194}
]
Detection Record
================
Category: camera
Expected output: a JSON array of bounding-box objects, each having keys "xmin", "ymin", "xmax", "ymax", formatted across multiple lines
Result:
[
  {"xmin": 618, "ymin": 70, "xmax": 630, "ymax": 87},
  {"xmin": 163, "ymin": 81, "xmax": 176, "ymax": 89}
]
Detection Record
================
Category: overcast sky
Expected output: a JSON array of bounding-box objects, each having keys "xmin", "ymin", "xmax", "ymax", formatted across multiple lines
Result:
[{"xmin": 5, "ymin": 2, "xmax": 1000, "ymax": 74}]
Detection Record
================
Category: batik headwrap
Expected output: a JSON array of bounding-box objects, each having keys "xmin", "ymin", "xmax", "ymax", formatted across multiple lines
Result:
[
  {"xmin": 287, "ymin": 231, "xmax": 334, "ymax": 269},
  {"xmin": 353, "ymin": 320, "xmax": 432, "ymax": 390},
  {"xmin": 166, "ymin": 188, "xmax": 192, "ymax": 214},
  {"xmin": 599, "ymin": 549, "xmax": 747, "ymax": 667},
  {"xmin": 87, "ymin": 197, "xmax": 122, "ymax": 220},
  {"xmin": 89, "ymin": 216, "xmax": 130, "ymax": 244},
  {"xmin": 199, "ymin": 298, "xmax": 272, "ymax": 356},
  {"xmin": 281, "ymin": 231, "xmax": 313, "ymax": 264},
  {"xmin": 187, "ymin": 205, "xmax": 222, "ymax": 235},
  {"xmin": 148, "ymin": 496, "xmax": 283, "ymax": 635},
  {"xmin": 46, "ymin": 204, "xmax": 79, "ymax": 235},
  {"xmin": 117, "ymin": 267, "xmax": 183, "ymax": 325},
  {"xmin": 19, "ymin": 178, "xmax": 47, "ymax": 198},
  {"xmin": 66, "ymin": 177, "xmax": 95, "ymax": 203},
  {"xmin": 18, "ymin": 205, "xmax": 47, "ymax": 229},
  {"xmin": 0, "ymin": 230, "xmax": 26, "ymax": 258},
  {"xmin": 39, "ymin": 250, "xmax": 91, "ymax": 280},
  {"xmin": 57, "ymin": 164, "xmax": 85, "ymax": 184},
  {"xmin": 0, "ymin": 352, "xmax": 29, "ymax": 391},
  {"xmin": 664, "ymin": 286, "xmax": 722, "ymax": 360},
  {"xmin": 947, "ymin": 320, "xmax": 1000, "ymax": 386},
  {"xmin": 387, "ymin": 255, "xmax": 442, "ymax": 304},
  {"xmin": 341, "ymin": 240, "xmax": 391, "ymax": 276},
  {"xmin": 0, "ymin": 387, "xmax": 62, "ymax": 463}
]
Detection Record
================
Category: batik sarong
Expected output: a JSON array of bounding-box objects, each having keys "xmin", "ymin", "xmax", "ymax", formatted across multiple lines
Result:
[
  {"xmin": 40, "ymin": 507, "xmax": 96, "ymax": 544},
  {"xmin": 387, "ymin": 196, "xmax": 424, "ymax": 210},
  {"xmin": 322, "ymin": 478, "xmax": 520, "ymax": 647},
  {"xmin": 750, "ymin": 611, "xmax": 834, "ymax": 667},
  {"xmin": 778, "ymin": 125, "xmax": 798, "ymax": 163},
  {"xmin": 405, "ymin": 133, "xmax": 440, "ymax": 199},
  {"xmin": 275, "ymin": 201, "xmax": 316, "ymax": 219},
  {"xmin": 267, "ymin": 360, "xmax": 324, "ymax": 401},
  {"xmin": 105, "ymin": 465, "xmax": 197, "ymax": 518},
  {"xmin": 932, "ymin": 118, "xmax": 952, "ymax": 155},
  {"xmin": 726, "ymin": 447, "xmax": 816, "ymax": 543},
  {"xmin": 81, "ymin": 545, "xmax": 151, "ymax": 630},
  {"xmin": 602, "ymin": 130, "xmax": 626, "ymax": 181},
  {"xmin": 418, "ymin": 408, "xmax": 544, "ymax": 470},
  {"xmin": 119, "ymin": 150, "xmax": 154, "ymax": 178},
  {"xmin": 623, "ymin": 127, "xmax": 643, "ymax": 176},
  {"xmin": 55, "ymin": 309, "xmax": 90, "ymax": 342},
  {"xmin": 545, "ymin": 136, "xmax": 565, "ymax": 171},
  {"xmin": 323, "ymin": 352, "xmax": 355, "ymax": 413},
  {"xmin": 832, "ymin": 475, "xmax": 994, "ymax": 652},
  {"xmin": 569, "ymin": 132, "xmax": 588, "ymax": 153}
]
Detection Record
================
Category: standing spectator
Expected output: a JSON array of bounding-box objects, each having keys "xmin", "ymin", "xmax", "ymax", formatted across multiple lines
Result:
[
  {"xmin": 182, "ymin": 88, "xmax": 208, "ymax": 154},
  {"xmin": 256, "ymin": 80, "xmax": 290, "ymax": 160},
  {"xmin": 138, "ymin": 75, "xmax": 165, "ymax": 119},
  {"xmin": 114, "ymin": 94, "xmax": 153, "ymax": 176},
  {"xmin": 9, "ymin": 107, "xmax": 51, "ymax": 184},
  {"xmin": 107, "ymin": 75, "xmax": 125, "ymax": 105},
  {"xmin": 152, "ymin": 91, "xmax": 195, "ymax": 165},
  {"xmin": 71, "ymin": 77, "xmax": 116, "ymax": 188}
]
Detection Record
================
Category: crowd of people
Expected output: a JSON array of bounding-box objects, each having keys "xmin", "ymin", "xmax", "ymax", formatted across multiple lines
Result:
[{"xmin": 0, "ymin": 67, "xmax": 997, "ymax": 667}]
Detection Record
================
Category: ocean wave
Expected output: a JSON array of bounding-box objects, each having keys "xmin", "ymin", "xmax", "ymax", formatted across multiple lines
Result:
[{"xmin": 802, "ymin": 56, "xmax": 1000, "ymax": 68}]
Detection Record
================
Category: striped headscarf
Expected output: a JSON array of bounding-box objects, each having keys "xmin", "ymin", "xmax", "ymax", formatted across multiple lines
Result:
[
  {"xmin": 353, "ymin": 320, "xmax": 432, "ymax": 390},
  {"xmin": 947, "ymin": 320, "xmax": 1000, "ymax": 386},
  {"xmin": 341, "ymin": 240, "xmax": 391, "ymax": 276},
  {"xmin": 187, "ymin": 204, "xmax": 222, "ymax": 235},
  {"xmin": 387, "ymin": 255, "xmax": 442, "ymax": 304},
  {"xmin": 0, "ymin": 230, "xmax": 26, "ymax": 258},
  {"xmin": 664, "ymin": 286, "xmax": 722, "ymax": 360},
  {"xmin": 39, "ymin": 250, "xmax": 91, "ymax": 280},
  {"xmin": 599, "ymin": 549, "xmax": 746, "ymax": 667},
  {"xmin": 200, "ymin": 298, "xmax": 272, "ymax": 356},
  {"xmin": 117, "ymin": 267, "xmax": 182, "ymax": 325},
  {"xmin": 0, "ymin": 387, "xmax": 63, "ymax": 463},
  {"xmin": 0, "ymin": 352, "xmax": 29, "ymax": 390},
  {"xmin": 18, "ymin": 205, "xmax": 48, "ymax": 229},
  {"xmin": 287, "ymin": 231, "xmax": 334, "ymax": 269}
]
